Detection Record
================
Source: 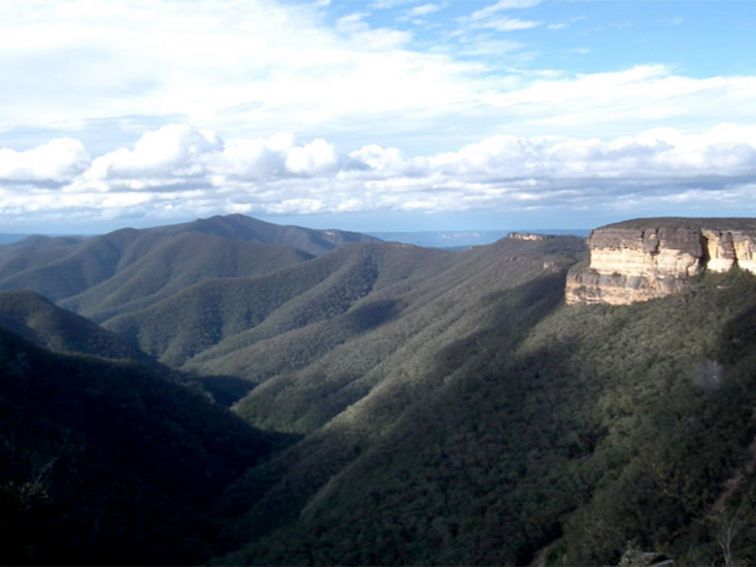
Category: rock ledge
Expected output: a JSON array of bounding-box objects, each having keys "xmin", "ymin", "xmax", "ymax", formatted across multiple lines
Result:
[{"xmin": 566, "ymin": 218, "xmax": 756, "ymax": 305}]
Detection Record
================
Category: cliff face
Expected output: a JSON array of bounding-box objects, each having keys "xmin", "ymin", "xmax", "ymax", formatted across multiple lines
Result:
[{"xmin": 566, "ymin": 218, "xmax": 756, "ymax": 305}]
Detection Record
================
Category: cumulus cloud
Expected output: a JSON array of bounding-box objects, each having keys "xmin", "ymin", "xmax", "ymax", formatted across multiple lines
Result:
[
  {"xmin": 285, "ymin": 139, "xmax": 341, "ymax": 176},
  {"xmin": 212, "ymin": 133, "xmax": 295, "ymax": 180},
  {"xmin": 3, "ymin": 123, "xmax": 756, "ymax": 227},
  {"xmin": 86, "ymin": 125, "xmax": 222, "ymax": 180},
  {"xmin": 73, "ymin": 125, "xmax": 347, "ymax": 194},
  {"xmin": 349, "ymin": 145, "xmax": 405, "ymax": 172},
  {"xmin": 0, "ymin": 138, "xmax": 90, "ymax": 184}
]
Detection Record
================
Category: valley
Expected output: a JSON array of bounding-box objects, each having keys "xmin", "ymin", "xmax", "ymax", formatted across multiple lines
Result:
[{"xmin": 0, "ymin": 215, "xmax": 754, "ymax": 565}]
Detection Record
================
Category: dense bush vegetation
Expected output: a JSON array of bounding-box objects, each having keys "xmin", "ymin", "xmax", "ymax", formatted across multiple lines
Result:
[
  {"xmin": 223, "ymin": 270, "xmax": 756, "ymax": 566},
  {"xmin": 2, "ymin": 217, "xmax": 755, "ymax": 565},
  {"xmin": 0, "ymin": 290, "xmax": 150, "ymax": 363},
  {"xmin": 0, "ymin": 328, "xmax": 281, "ymax": 564},
  {"xmin": 0, "ymin": 214, "xmax": 372, "ymax": 319}
]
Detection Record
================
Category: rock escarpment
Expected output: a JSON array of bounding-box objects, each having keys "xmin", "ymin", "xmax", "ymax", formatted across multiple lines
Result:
[
  {"xmin": 507, "ymin": 232, "xmax": 550, "ymax": 241},
  {"xmin": 566, "ymin": 218, "xmax": 756, "ymax": 305}
]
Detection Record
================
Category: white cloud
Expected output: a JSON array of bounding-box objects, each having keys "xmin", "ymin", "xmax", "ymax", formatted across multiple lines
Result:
[
  {"xmin": 349, "ymin": 145, "xmax": 405, "ymax": 172},
  {"xmin": 482, "ymin": 17, "xmax": 541, "ymax": 32},
  {"xmin": 74, "ymin": 125, "xmax": 348, "ymax": 194},
  {"xmin": 469, "ymin": 0, "xmax": 541, "ymax": 22},
  {"xmin": 371, "ymin": 0, "xmax": 416, "ymax": 9},
  {"xmin": 86, "ymin": 124, "xmax": 222, "ymax": 180},
  {"xmin": 212, "ymin": 133, "xmax": 294, "ymax": 180},
  {"xmin": 285, "ymin": 138, "xmax": 341, "ymax": 176},
  {"xmin": 476, "ymin": 65, "xmax": 756, "ymax": 136},
  {"xmin": 4, "ymin": 123, "xmax": 756, "ymax": 227},
  {"xmin": 408, "ymin": 3, "xmax": 441, "ymax": 17},
  {"xmin": 421, "ymin": 126, "xmax": 756, "ymax": 179},
  {"xmin": 0, "ymin": 1, "xmax": 754, "ymax": 159},
  {"xmin": 336, "ymin": 12, "xmax": 370, "ymax": 33},
  {"xmin": 0, "ymin": 138, "xmax": 90, "ymax": 183},
  {"xmin": 459, "ymin": 0, "xmax": 541, "ymax": 37},
  {"xmin": 0, "ymin": 0, "xmax": 466, "ymax": 140}
]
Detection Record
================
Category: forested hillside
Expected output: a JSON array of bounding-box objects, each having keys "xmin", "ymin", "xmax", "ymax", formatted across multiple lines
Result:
[
  {"xmin": 103, "ymin": 236, "xmax": 584, "ymax": 434},
  {"xmin": 0, "ymin": 290, "xmax": 150, "ymax": 363},
  {"xmin": 0, "ymin": 327, "xmax": 287, "ymax": 565},
  {"xmin": 0, "ymin": 214, "xmax": 373, "ymax": 321},
  {"xmin": 0, "ymin": 216, "xmax": 754, "ymax": 566},
  {"xmin": 221, "ymin": 269, "xmax": 756, "ymax": 566}
]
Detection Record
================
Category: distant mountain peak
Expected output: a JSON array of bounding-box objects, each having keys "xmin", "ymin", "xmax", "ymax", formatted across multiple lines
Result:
[{"xmin": 0, "ymin": 215, "xmax": 378, "ymax": 311}]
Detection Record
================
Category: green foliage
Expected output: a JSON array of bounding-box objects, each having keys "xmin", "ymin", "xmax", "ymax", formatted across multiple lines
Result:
[
  {"xmin": 0, "ymin": 214, "xmax": 373, "ymax": 318},
  {"xmin": 0, "ymin": 289, "xmax": 150, "ymax": 363},
  {"xmin": 0, "ymin": 328, "xmax": 281, "ymax": 564},
  {"xmin": 3, "ymin": 218, "xmax": 756, "ymax": 566},
  {"xmin": 223, "ymin": 269, "xmax": 756, "ymax": 566}
]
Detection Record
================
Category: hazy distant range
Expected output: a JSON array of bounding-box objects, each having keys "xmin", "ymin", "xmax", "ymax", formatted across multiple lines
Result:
[
  {"xmin": 0, "ymin": 234, "xmax": 32, "ymax": 245},
  {"xmin": 370, "ymin": 229, "xmax": 590, "ymax": 248},
  {"xmin": 0, "ymin": 229, "xmax": 590, "ymax": 249}
]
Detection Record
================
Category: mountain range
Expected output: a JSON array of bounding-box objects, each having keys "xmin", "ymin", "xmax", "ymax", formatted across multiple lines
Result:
[{"xmin": 0, "ymin": 214, "xmax": 754, "ymax": 566}]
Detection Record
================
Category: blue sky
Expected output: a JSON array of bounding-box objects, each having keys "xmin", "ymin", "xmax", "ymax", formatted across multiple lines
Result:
[
  {"xmin": 324, "ymin": 0, "xmax": 755, "ymax": 78},
  {"xmin": 1, "ymin": 0, "xmax": 756, "ymax": 233}
]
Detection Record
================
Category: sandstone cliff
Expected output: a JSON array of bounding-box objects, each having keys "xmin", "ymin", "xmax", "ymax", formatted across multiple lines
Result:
[
  {"xmin": 507, "ymin": 232, "xmax": 549, "ymax": 241},
  {"xmin": 566, "ymin": 218, "xmax": 756, "ymax": 305}
]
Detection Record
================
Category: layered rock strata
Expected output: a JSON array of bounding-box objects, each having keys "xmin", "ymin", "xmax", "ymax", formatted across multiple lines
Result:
[{"xmin": 566, "ymin": 218, "xmax": 756, "ymax": 305}]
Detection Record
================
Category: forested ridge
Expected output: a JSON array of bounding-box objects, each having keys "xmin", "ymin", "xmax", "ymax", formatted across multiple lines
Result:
[
  {"xmin": 218, "ymin": 269, "xmax": 756, "ymax": 566},
  {"xmin": 0, "ymin": 214, "xmax": 754, "ymax": 565}
]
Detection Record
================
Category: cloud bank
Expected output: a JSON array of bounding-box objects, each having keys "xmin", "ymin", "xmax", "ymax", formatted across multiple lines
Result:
[{"xmin": 2, "ymin": 123, "xmax": 756, "ymax": 228}]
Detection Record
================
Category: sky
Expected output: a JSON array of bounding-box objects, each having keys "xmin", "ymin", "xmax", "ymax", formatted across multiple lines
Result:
[{"xmin": 1, "ymin": 0, "xmax": 756, "ymax": 233}]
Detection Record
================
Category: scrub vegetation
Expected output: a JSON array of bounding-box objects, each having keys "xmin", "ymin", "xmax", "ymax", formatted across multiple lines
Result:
[{"xmin": 0, "ymin": 215, "xmax": 754, "ymax": 566}]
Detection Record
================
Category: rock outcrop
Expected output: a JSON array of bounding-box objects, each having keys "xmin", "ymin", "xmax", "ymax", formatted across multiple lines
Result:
[
  {"xmin": 566, "ymin": 218, "xmax": 756, "ymax": 305},
  {"xmin": 507, "ymin": 232, "xmax": 549, "ymax": 241}
]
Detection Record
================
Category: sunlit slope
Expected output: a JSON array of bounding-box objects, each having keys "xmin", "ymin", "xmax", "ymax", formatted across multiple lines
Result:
[
  {"xmin": 105, "ymin": 242, "xmax": 455, "ymax": 367},
  {"xmin": 0, "ymin": 214, "xmax": 374, "ymax": 320},
  {"xmin": 61, "ymin": 232, "xmax": 312, "ymax": 322},
  {"xmin": 105, "ymin": 238, "xmax": 584, "ymax": 434},
  {"xmin": 221, "ymin": 269, "xmax": 756, "ymax": 566},
  {"xmin": 227, "ymin": 238, "xmax": 583, "ymax": 433}
]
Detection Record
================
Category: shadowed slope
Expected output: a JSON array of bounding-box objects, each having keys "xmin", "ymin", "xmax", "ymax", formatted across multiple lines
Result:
[
  {"xmin": 0, "ymin": 328, "xmax": 281, "ymax": 565},
  {"xmin": 0, "ymin": 290, "xmax": 149, "ymax": 363}
]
